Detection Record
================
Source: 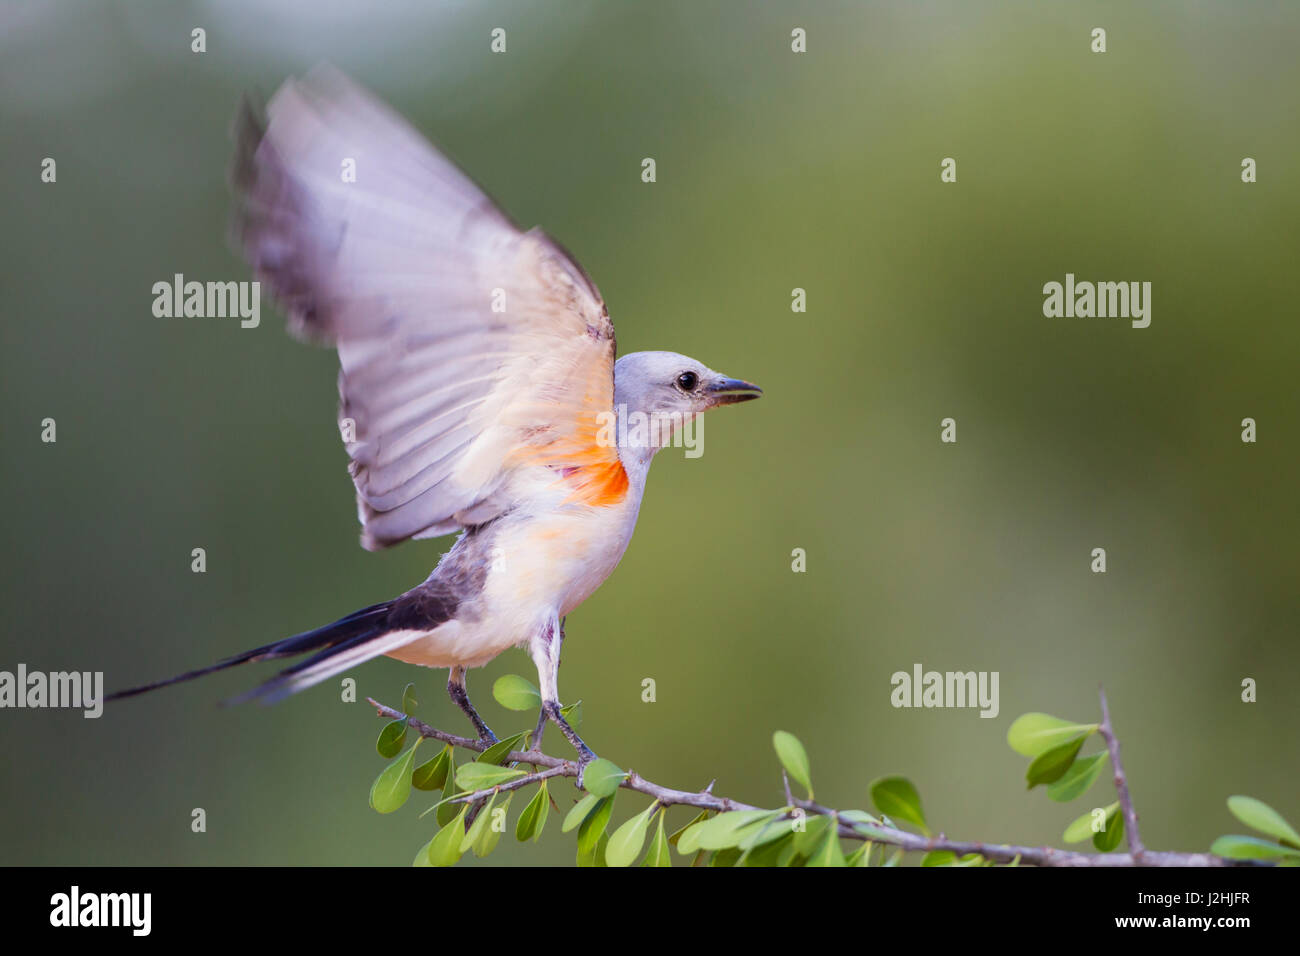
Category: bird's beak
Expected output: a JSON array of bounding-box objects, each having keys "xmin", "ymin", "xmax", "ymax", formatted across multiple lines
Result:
[{"xmin": 705, "ymin": 377, "xmax": 763, "ymax": 407}]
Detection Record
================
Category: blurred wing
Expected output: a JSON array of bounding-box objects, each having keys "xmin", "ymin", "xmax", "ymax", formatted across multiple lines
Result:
[{"xmin": 231, "ymin": 66, "xmax": 624, "ymax": 550}]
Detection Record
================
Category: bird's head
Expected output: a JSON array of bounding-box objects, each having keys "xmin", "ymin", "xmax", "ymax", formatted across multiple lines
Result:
[{"xmin": 611, "ymin": 350, "xmax": 762, "ymax": 464}]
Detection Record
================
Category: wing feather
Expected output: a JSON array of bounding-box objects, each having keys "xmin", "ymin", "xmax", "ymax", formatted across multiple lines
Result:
[{"xmin": 231, "ymin": 66, "xmax": 623, "ymax": 549}]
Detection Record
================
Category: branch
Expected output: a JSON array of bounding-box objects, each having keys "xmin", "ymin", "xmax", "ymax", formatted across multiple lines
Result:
[
  {"xmin": 1097, "ymin": 685, "xmax": 1144, "ymax": 859},
  {"xmin": 368, "ymin": 697, "xmax": 1257, "ymax": 867}
]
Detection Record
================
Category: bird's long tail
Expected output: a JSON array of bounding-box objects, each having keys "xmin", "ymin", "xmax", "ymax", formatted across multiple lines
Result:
[{"xmin": 106, "ymin": 601, "xmax": 418, "ymax": 705}]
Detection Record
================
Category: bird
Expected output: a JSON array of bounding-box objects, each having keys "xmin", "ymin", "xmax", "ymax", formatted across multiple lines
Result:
[{"xmin": 108, "ymin": 66, "xmax": 762, "ymax": 775}]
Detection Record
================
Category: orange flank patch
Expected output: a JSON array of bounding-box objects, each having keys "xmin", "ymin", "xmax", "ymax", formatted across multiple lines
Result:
[
  {"xmin": 516, "ymin": 411, "xmax": 629, "ymax": 507},
  {"xmin": 563, "ymin": 454, "xmax": 629, "ymax": 506}
]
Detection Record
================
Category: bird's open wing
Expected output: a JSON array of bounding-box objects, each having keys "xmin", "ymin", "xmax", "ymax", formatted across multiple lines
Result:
[{"xmin": 231, "ymin": 66, "xmax": 625, "ymax": 550}]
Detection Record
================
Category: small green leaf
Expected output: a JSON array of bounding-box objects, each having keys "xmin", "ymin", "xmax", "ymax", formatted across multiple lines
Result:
[
  {"xmin": 678, "ymin": 810, "xmax": 778, "ymax": 855},
  {"xmin": 1093, "ymin": 808, "xmax": 1124, "ymax": 852},
  {"xmin": 516, "ymin": 781, "xmax": 550, "ymax": 842},
  {"xmin": 427, "ymin": 806, "xmax": 469, "ymax": 866},
  {"xmin": 369, "ymin": 744, "xmax": 418, "ymax": 814},
  {"xmin": 436, "ymin": 758, "xmax": 461, "ymax": 827},
  {"xmin": 562, "ymin": 793, "xmax": 601, "ymax": 833},
  {"xmin": 1046, "ymin": 751, "xmax": 1108, "ymax": 802},
  {"xmin": 412, "ymin": 745, "xmax": 452, "ymax": 791},
  {"xmin": 581, "ymin": 758, "xmax": 627, "ymax": 798},
  {"xmin": 412, "ymin": 836, "xmax": 434, "ymax": 867},
  {"xmin": 577, "ymin": 795, "xmax": 615, "ymax": 857},
  {"xmin": 882, "ymin": 849, "xmax": 903, "ymax": 867},
  {"xmin": 772, "ymin": 731, "xmax": 813, "ymax": 797},
  {"xmin": 401, "ymin": 682, "xmax": 419, "ymax": 715},
  {"xmin": 576, "ymin": 831, "xmax": 608, "ymax": 867},
  {"xmin": 477, "ymin": 732, "xmax": 529, "ymax": 766},
  {"xmin": 845, "ymin": 841, "xmax": 874, "ymax": 867},
  {"xmin": 921, "ymin": 850, "xmax": 957, "ymax": 867},
  {"xmin": 869, "ymin": 777, "xmax": 930, "ymax": 836},
  {"xmin": 668, "ymin": 810, "xmax": 709, "ymax": 846},
  {"xmin": 1226, "ymin": 796, "xmax": 1300, "ymax": 849},
  {"xmin": 1006, "ymin": 713, "xmax": 1098, "ymax": 758},
  {"xmin": 560, "ymin": 700, "xmax": 583, "ymax": 727},
  {"xmin": 790, "ymin": 813, "xmax": 833, "ymax": 856},
  {"xmin": 1025, "ymin": 734, "xmax": 1087, "ymax": 788},
  {"xmin": 642, "ymin": 811, "xmax": 672, "ymax": 867},
  {"xmin": 472, "ymin": 794, "xmax": 511, "ymax": 858},
  {"xmin": 376, "ymin": 719, "xmax": 407, "ymax": 758},
  {"xmin": 806, "ymin": 816, "xmax": 847, "ymax": 867},
  {"xmin": 1210, "ymin": 834, "xmax": 1300, "ymax": 861},
  {"xmin": 606, "ymin": 802, "xmax": 657, "ymax": 867},
  {"xmin": 1064, "ymin": 802, "xmax": 1119, "ymax": 843},
  {"xmin": 743, "ymin": 831, "xmax": 798, "ymax": 867},
  {"xmin": 454, "ymin": 763, "xmax": 526, "ymax": 791},
  {"xmin": 460, "ymin": 792, "xmax": 497, "ymax": 853},
  {"xmin": 492, "ymin": 674, "xmax": 541, "ymax": 712}
]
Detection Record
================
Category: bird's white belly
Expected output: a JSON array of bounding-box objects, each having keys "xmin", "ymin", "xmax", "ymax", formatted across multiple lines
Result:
[{"xmin": 386, "ymin": 498, "xmax": 640, "ymax": 670}]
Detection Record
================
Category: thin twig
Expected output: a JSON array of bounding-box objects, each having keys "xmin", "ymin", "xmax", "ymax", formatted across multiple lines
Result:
[
  {"xmin": 1098, "ymin": 685, "xmax": 1145, "ymax": 860},
  {"xmin": 369, "ymin": 697, "xmax": 1255, "ymax": 867}
]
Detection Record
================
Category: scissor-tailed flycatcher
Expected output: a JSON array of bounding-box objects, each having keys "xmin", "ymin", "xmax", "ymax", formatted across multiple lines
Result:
[{"xmin": 110, "ymin": 67, "xmax": 761, "ymax": 774}]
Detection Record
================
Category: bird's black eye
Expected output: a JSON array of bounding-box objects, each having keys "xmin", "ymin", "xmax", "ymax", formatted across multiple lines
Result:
[{"xmin": 676, "ymin": 371, "xmax": 698, "ymax": 391}]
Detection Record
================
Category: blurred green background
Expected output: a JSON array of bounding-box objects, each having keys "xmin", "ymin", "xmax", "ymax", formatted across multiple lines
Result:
[{"xmin": 2, "ymin": 0, "xmax": 1297, "ymax": 866}]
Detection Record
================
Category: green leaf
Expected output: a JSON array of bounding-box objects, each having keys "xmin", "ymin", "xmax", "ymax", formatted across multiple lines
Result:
[
  {"xmin": 412, "ymin": 836, "xmax": 434, "ymax": 867},
  {"xmin": 642, "ymin": 812, "xmax": 672, "ymax": 867},
  {"xmin": 412, "ymin": 745, "xmax": 452, "ymax": 791},
  {"xmin": 1025, "ymin": 734, "xmax": 1087, "ymax": 788},
  {"xmin": 577, "ymin": 796, "xmax": 615, "ymax": 857},
  {"xmin": 562, "ymin": 793, "xmax": 601, "ymax": 833},
  {"xmin": 560, "ymin": 700, "xmax": 583, "ymax": 727},
  {"xmin": 921, "ymin": 850, "xmax": 957, "ymax": 867},
  {"xmin": 376, "ymin": 719, "xmax": 408, "ymax": 759},
  {"xmin": 577, "ymin": 831, "xmax": 608, "ymax": 867},
  {"xmin": 472, "ymin": 794, "xmax": 511, "ymax": 858},
  {"xmin": 772, "ymin": 730, "xmax": 813, "ymax": 797},
  {"xmin": 369, "ymin": 744, "xmax": 418, "ymax": 814},
  {"xmin": 436, "ymin": 758, "xmax": 461, "ymax": 827},
  {"xmin": 516, "ymin": 781, "xmax": 550, "ymax": 842},
  {"xmin": 839, "ymin": 809, "xmax": 881, "ymax": 826},
  {"xmin": 1006, "ymin": 713, "xmax": 1098, "ymax": 758},
  {"xmin": 1047, "ymin": 751, "xmax": 1108, "ymax": 802},
  {"xmin": 459, "ymin": 792, "xmax": 497, "ymax": 853},
  {"xmin": 668, "ymin": 810, "xmax": 709, "ymax": 846},
  {"xmin": 869, "ymin": 777, "xmax": 930, "ymax": 836},
  {"xmin": 477, "ymin": 732, "xmax": 529, "ymax": 766},
  {"xmin": 792, "ymin": 814, "xmax": 833, "ymax": 856},
  {"xmin": 743, "ymin": 831, "xmax": 798, "ymax": 867},
  {"xmin": 427, "ymin": 806, "xmax": 469, "ymax": 866},
  {"xmin": 806, "ymin": 816, "xmax": 847, "ymax": 867},
  {"xmin": 581, "ymin": 758, "xmax": 627, "ymax": 798},
  {"xmin": 882, "ymin": 849, "xmax": 903, "ymax": 867},
  {"xmin": 454, "ymin": 763, "xmax": 526, "ymax": 791},
  {"xmin": 1093, "ymin": 808, "xmax": 1124, "ymax": 852},
  {"xmin": 1210, "ymin": 835, "xmax": 1300, "ymax": 861},
  {"xmin": 1064, "ymin": 802, "xmax": 1119, "ymax": 843},
  {"xmin": 845, "ymin": 841, "xmax": 874, "ymax": 867},
  {"xmin": 401, "ymin": 682, "xmax": 419, "ymax": 715},
  {"xmin": 606, "ymin": 803, "xmax": 657, "ymax": 867},
  {"xmin": 1226, "ymin": 796, "xmax": 1300, "ymax": 849},
  {"xmin": 492, "ymin": 674, "xmax": 541, "ymax": 712},
  {"xmin": 677, "ymin": 810, "xmax": 778, "ymax": 855}
]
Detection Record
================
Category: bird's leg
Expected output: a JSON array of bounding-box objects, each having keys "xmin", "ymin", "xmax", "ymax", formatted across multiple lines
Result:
[
  {"xmin": 528, "ymin": 616, "xmax": 596, "ymax": 783},
  {"xmin": 446, "ymin": 665, "xmax": 497, "ymax": 745}
]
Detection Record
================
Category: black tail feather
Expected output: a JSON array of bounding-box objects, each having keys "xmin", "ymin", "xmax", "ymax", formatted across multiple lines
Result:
[{"xmin": 106, "ymin": 602, "xmax": 393, "ymax": 703}]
